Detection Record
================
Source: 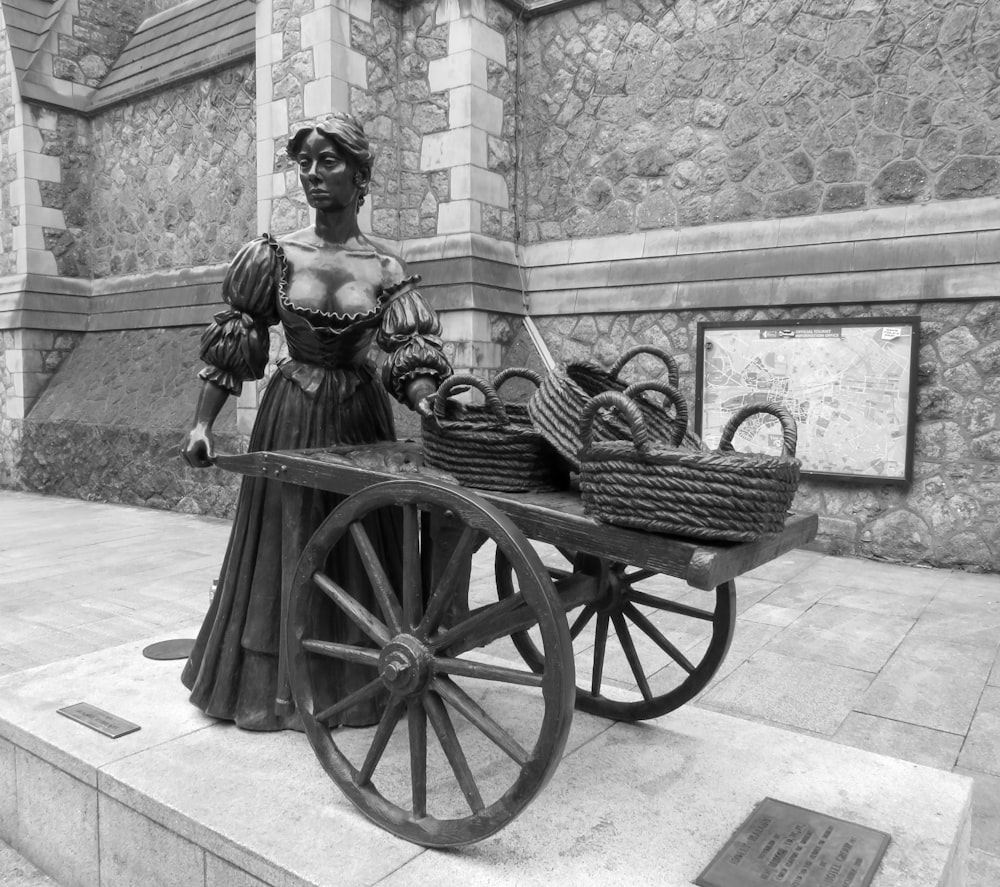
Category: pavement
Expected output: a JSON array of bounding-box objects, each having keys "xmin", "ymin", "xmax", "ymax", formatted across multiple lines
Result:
[{"xmin": 0, "ymin": 488, "xmax": 998, "ymax": 886}]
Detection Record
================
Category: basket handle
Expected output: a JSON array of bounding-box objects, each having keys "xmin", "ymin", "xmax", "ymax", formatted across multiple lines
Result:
[
  {"xmin": 491, "ymin": 367, "xmax": 543, "ymax": 393},
  {"xmin": 717, "ymin": 403, "xmax": 798, "ymax": 457},
  {"xmin": 622, "ymin": 381, "xmax": 688, "ymax": 447},
  {"xmin": 609, "ymin": 345, "xmax": 680, "ymax": 388},
  {"xmin": 433, "ymin": 373, "xmax": 510, "ymax": 425},
  {"xmin": 579, "ymin": 391, "xmax": 651, "ymax": 455}
]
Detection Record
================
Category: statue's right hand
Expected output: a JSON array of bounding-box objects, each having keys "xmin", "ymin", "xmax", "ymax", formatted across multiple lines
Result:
[{"xmin": 182, "ymin": 426, "xmax": 215, "ymax": 469}]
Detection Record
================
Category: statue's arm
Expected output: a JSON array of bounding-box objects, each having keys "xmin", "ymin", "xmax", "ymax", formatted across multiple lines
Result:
[
  {"xmin": 182, "ymin": 236, "xmax": 282, "ymax": 469},
  {"xmin": 376, "ymin": 275, "xmax": 452, "ymax": 415}
]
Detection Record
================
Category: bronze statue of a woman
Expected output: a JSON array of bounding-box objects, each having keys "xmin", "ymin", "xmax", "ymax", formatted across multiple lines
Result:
[{"xmin": 181, "ymin": 112, "xmax": 451, "ymax": 731}]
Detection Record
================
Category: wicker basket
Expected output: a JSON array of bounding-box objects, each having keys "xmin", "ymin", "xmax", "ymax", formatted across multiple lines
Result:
[
  {"xmin": 491, "ymin": 367, "xmax": 543, "ymax": 428},
  {"xmin": 578, "ymin": 391, "xmax": 801, "ymax": 542},
  {"xmin": 422, "ymin": 373, "xmax": 565, "ymax": 492},
  {"xmin": 529, "ymin": 344, "xmax": 701, "ymax": 470}
]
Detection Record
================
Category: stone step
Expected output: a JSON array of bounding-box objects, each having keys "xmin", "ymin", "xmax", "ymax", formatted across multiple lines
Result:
[{"xmin": 0, "ymin": 632, "xmax": 972, "ymax": 887}]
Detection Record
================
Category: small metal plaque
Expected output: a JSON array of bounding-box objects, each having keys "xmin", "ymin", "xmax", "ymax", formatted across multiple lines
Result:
[
  {"xmin": 142, "ymin": 638, "xmax": 195, "ymax": 661},
  {"xmin": 57, "ymin": 703, "xmax": 141, "ymax": 739},
  {"xmin": 697, "ymin": 797, "xmax": 890, "ymax": 887}
]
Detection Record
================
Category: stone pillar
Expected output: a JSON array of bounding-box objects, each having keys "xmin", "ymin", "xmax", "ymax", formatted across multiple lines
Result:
[
  {"xmin": 422, "ymin": 0, "xmax": 507, "ymax": 237},
  {"xmin": 416, "ymin": 0, "xmax": 515, "ymax": 379},
  {"xmin": 11, "ymin": 100, "xmax": 62, "ymax": 276}
]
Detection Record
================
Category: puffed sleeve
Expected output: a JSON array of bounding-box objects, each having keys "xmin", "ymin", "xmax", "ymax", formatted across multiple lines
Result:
[
  {"xmin": 197, "ymin": 235, "xmax": 283, "ymax": 396},
  {"xmin": 376, "ymin": 276, "xmax": 452, "ymax": 403}
]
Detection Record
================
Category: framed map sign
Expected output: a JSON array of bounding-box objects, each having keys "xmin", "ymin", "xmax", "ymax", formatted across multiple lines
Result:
[{"xmin": 695, "ymin": 317, "xmax": 919, "ymax": 483}]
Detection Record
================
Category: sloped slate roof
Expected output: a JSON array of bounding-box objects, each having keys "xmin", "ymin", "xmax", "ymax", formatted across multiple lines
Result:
[
  {"xmin": 1, "ymin": 0, "xmax": 253, "ymax": 113},
  {"xmin": 2, "ymin": 0, "xmax": 61, "ymax": 77},
  {"xmin": 90, "ymin": 0, "xmax": 254, "ymax": 111}
]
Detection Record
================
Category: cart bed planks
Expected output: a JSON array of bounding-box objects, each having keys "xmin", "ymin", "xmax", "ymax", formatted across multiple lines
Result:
[{"xmin": 215, "ymin": 442, "xmax": 817, "ymax": 592}]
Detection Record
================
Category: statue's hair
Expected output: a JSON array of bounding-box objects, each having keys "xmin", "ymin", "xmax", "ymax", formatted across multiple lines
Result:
[{"xmin": 286, "ymin": 112, "xmax": 373, "ymax": 205}]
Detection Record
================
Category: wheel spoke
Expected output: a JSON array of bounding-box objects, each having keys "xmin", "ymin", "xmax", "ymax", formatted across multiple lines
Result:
[
  {"xmin": 569, "ymin": 603, "xmax": 596, "ymax": 640},
  {"xmin": 591, "ymin": 614, "xmax": 609, "ymax": 697},
  {"xmin": 314, "ymin": 676, "xmax": 385, "ymax": 725},
  {"xmin": 612, "ymin": 611, "xmax": 652, "ymax": 702},
  {"xmin": 407, "ymin": 697, "xmax": 427, "ymax": 817},
  {"xmin": 425, "ymin": 691, "xmax": 485, "ymax": 814},
  {"xmin": 623, "ymin": 602, "xmax": 695, "ymax": 674},
  {"xmin": 434, "ymin": 656, "xmax": 544, "ymax": 688},
  {"xmin": 401, "ymin": 504, "xmax": 422, "ymax": 629},
  {"xmin": 358, "ymin": 696, "xmax": 405, "ymax": 786},
  {"xmin": 547, "ymin": 567, "xmax": 573, "ymax": 581},
  {"xmin": 431, "ymin": 592, "xmax": 524, "ymax": 654},
  {"xmin": 349, "ymin": 522, "xmax": 403, "ymax": 634},
  {"xmin": 433, "ymin": 676, "xmax": 529, "ymax": 765},
  {"xmin": 313, "ymin": 571, "xmax": 391, "ymax": 646},
  {"xmin": 302, "ymin": 639, "xmax": 380, "ymax": 668},
  {"xmin": 417, "ymin": 525, "xmax": 478, "ymax": 638},
  {"xmin": 623, "ymin": 568, "xmax": 657, "ymax": 584},
  {"xmin": 627, "ymin": 588, "xmax": 714, "ymax": 621}
]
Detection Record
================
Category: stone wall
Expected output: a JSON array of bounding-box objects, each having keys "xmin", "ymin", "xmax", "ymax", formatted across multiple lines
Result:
[
  {"xmin": 498, "ymin": 300, "xmax": 1000, "ymax": 572},
  {"xmin": 83, "ymin": 62, "xmax": 256, "ymax": 277},
  {"xmin": 0, "ymin": 329, "xmax": 84, "ymax": 487},
  {"xmin": 54, "ymin": 0, "xmax": 143, "ymax": 87},
  {"xmin": 16, "ymin": 328, "xmax": 242, "ymax": 516},
  {"xmin": 519, "ymin": 0, "xmax": 1000, "ymax": 241},
  {"xmin": 0, "ymin": 12, "xmax": 16, "ymax": 276}
]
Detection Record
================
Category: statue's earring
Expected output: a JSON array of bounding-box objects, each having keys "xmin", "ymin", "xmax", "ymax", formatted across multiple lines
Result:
[{"xmin": 354, "ymin": 172, "xmax": 369, "ymax": 208}]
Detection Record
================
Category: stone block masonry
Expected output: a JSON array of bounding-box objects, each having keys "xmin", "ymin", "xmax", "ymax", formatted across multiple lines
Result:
[{"xmin": 519, "ymin": 0, "xmax": 1000, "ymax": 242}]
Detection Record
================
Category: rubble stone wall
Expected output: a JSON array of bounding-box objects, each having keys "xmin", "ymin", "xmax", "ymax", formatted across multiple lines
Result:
[
  {"xmin": 83, "ymin": 62, "xmax": 257, "ymax": 277},
  {"xmin": 15, "ymin": 328, "xmax": 243, "ymax": 516},
  {"xmin": 519, "ymin": 0, "xmax": 1000, "ymax": 241},
  {"xmin": 498, "ymin": 299, "xmax": 1000, "ymax": 572}
]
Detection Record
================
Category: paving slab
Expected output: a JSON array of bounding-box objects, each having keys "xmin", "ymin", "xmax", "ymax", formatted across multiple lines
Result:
[
  {"xmin": 738, "ymin": 601, "xmax": 802, "ymax": 627},
  {"xmin": 763, "ymin": 603, "xmax": 913, "ymax": 672},
  {"xmin": 956, "ymin": 767, "xmax": 1000, "ymax": 854},
  {"xmin": 0, "ymin": 628, "xmax": 971, "ymax": 887},
  {"xmin": 698, "ymin": 649, "xmax": 874, "ymax": 735},
  {"xmin": 820, "ymin": 584, "xmax": 934, "ymax": 619},
  {"xmin": 0, "ymin": 841, "xmax": 59, "ymax": 887},
  {"xmin": 959, "ymin": 686, "xmax": 1000, "ymax": 777},
  {"xmin": 857, "ymin": 637, "xmax": 993, "ymax": 735},
  {"xmin": 833, "ymin": 711, "xmax": 964, "ymax": 770},
  {"xmin": 968, "ymin": 848, "xmax": 1000, "ymax": 887}
]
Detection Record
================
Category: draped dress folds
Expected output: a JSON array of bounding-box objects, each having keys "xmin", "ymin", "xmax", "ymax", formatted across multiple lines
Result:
[{"xmin": 181, "ymin": 234, "xmax": 452, "ymax": 731}]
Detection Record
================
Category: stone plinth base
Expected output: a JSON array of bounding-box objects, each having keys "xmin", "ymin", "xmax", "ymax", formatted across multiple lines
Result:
[{"xmin": 0, "ymin": 636, "xmax": 970, "ymax": 887}]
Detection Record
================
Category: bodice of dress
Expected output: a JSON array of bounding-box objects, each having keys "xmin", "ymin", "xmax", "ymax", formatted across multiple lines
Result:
[
  {"xmin": 197, "ymin": 233, "xmax": 451, "ymax": 402},
  {"xmin": 276, "ymin": 237, "xmax": 394, "ymax": 370}
]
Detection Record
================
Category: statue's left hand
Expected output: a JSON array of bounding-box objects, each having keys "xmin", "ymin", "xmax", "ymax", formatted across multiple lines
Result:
[{"xmin": 404, "ymin": 376, "xmax": 438, "ymax": 416}]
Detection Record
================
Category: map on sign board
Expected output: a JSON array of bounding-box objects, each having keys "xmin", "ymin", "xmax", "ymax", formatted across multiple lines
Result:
[{"xmin": 695, "ymin": 319, "xmax": 919, "ymax": 482}]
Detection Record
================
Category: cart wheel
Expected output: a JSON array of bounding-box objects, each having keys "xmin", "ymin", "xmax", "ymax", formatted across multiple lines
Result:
[
  {"xmin": 496, "ymin": 548, "xmax": 735, "ymax": 721},
  {"xmin": 286, "ymin": 478, "xmax": 575, "ymax": 847}
]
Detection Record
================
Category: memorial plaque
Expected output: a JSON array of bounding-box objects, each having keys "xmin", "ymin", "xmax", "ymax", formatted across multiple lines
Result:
[
  {"xmin": 696, "ymin": 797, "xmax": 890, "ymax": 887},
  {"xmin": 57, "ymin": 703, "xmax": 141, "ymax": 739}
]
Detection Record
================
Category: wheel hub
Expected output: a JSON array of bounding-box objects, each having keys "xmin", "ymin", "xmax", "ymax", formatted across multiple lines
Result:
[
  {"xmin": 594, "ymin": 562, "xmax": 626, "ymax": 615},
  {"xmin": 379, "ymin": 635, "xmax": 430, "ymax": 695}
]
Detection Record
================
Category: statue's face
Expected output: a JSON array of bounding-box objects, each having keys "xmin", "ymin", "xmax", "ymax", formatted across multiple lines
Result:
[{"xmin": 295, "ymin": 130, "xmax": 367, "ymax": 212}]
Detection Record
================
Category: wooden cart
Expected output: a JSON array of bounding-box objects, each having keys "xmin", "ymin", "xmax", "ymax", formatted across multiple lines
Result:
[{"xmin": 216, "ymin": 442, "xmax": 817, "ymax": 848}]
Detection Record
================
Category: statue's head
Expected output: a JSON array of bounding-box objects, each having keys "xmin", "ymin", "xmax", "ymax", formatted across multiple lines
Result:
[{"xmin": 286, "ymin": 111, "xmax": 373, "ymax": 206}]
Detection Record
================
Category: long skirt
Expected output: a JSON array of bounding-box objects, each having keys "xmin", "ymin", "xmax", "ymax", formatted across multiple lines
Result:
[{"xmin": 181, "ymin": 365, "xmax": 401, "ymax": 731}]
